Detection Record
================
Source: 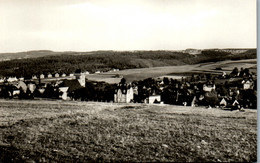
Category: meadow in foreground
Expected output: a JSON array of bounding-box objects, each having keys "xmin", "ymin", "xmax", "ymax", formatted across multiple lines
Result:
[{"xmin": 0, "ymin": 100, "xmax": 257, "ymax": 162}]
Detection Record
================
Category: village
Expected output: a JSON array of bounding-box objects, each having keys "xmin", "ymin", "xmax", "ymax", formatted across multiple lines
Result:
[{"xmin": 0, "ymin": 67, "xmax": 257, "ymax": 110}]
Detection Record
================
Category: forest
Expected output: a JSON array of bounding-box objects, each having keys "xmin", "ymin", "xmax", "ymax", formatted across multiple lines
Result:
[{"xmin": 0, "ymin": 49, "xmax": 256, "ymax": 79}]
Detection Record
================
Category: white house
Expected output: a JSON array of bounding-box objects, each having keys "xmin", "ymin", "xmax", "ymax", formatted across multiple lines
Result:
[
  {"xmin": 55, "ymin": 73, "xmax": 60, "ymax": 78},
  {"xmin": 47, "ymin": 74, "xmax": 52, "ymax": 78},
  {"xmin": 59, "ymin": 87, "xmax": 69, "ymax": 100},
  {"xmin": 232, "ymin": 100, "xmax": 239, "ymax": 106},
  {"xmin": 18, "ymin": 77, "xmax": 24, "ymax": 81},
  {"xmin": 16, "ymin": 81, "xmax": 27, "ymax": 92},
  {"xmin": 114, "ymin": 87, "xmax": 134, "ymax": 103},
  {"xmin": 147, "ymin": 95, "xmax": 161, "ymax": 104},
  {"xmin": 242, "ymin": 79, "xmax": 254, "ymax": 90},
  {"xmin": 219, "ymin": 98, "xmax": 227, "ymax": 107},
  {"xmin": 222, "ymin": 72, "xmax": 227, "ymax": 77},
  {"xmin": 191, "ymin": 96, "xmax": 198, "ymax": 107},
  {"xmin": 38, "ymin": 88, "xmax": 45, "ymax": 94},
  {"xmin": 0, "ymin": 78, "xmax": 4, "ymax": 83},
  {"xmin": 7, "ymin": 77, "xmax": 18, "ymax": 82},
  {"xmin": 28, "ymin": 83, "xmax": 36, "ymax": 93},
  {"xmin": 40, "ymin": 74, "xmax": 45, "ymax": 79},
  {"xmin": 203, "ymin": 83, "xmax": 216, "ymax": 92},
  {"xmin": 13, "ymin": 90, "xmax": 20, "ymax": 96}
]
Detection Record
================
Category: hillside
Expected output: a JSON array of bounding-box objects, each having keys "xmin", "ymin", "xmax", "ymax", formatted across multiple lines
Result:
[
  {"xmin": 0, "ymin": 50, "xmax": 121, "ymax": 61},
  {"xmin": 0, "ymin": 100, "xmax": 257, "ymax": 162},
  {"xmin": 0, "ymin": 49, "xmax": 256, "ymax": 78},
  {"xmin": 0, "ymin": 49, "xmax": 255, "ymax": 61}
]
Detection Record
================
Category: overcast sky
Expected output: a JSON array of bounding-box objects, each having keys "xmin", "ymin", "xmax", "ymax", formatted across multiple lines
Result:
[{"xmin": 0, "ymin": 0, "xmax": 256, "ymax": 52}]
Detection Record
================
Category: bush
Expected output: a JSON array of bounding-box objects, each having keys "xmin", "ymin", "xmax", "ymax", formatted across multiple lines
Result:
[{"xmin": 204, "ymin": 91, "xmax": 218, "ymax": 106}]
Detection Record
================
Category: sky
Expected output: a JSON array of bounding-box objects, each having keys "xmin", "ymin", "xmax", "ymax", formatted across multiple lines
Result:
[{"xmin": 0, "ymin": 0, "xmax": 256, "ymax": 52}]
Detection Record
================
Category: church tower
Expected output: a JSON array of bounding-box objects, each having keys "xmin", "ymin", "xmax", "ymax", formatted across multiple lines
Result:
[{"xmin": 74, "ymin": 69, "xmax": 85, "ymax": 87}]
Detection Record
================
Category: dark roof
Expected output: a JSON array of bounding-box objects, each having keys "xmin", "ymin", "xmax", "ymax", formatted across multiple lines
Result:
[
  {"xmin": 59, "ymin": 79, "xmax": 82, "ymax": 92},
  {"xmin": 75, "ymin": 69, "xmax": 82, "ymax": 73},
  {"xmin": 24, "ymin": 80, "xmax": 36, "ymax": 85}
]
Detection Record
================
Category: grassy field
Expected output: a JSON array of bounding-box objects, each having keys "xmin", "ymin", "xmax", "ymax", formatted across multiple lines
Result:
[
  {"xmin": 0, "ymin": 100, "xmax": 257, "ymax": 162},
  {"xmin": 87, "ymin": 59, "xmax": 257, "ymax": 83}
]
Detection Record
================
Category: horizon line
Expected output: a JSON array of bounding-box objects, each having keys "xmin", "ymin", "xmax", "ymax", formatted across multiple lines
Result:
[{"xmin": 0, "ymin": 47, "xmax": 257, "ymax": 54}]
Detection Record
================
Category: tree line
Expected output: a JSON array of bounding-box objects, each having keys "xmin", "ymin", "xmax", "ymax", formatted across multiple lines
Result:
[{"xmin": 0, "ymin": 49, "xmax": 256, "ymax": 78}]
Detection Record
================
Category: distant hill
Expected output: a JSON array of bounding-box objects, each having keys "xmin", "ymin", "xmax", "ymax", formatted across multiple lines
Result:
[
  {"xmin": 0, "ymin": 48, "xmax": 256, "ymax": 61},
  {"xmin": 0, "ymin": 50, "xmax": 95, "ymax": 61},
  {"xmin": 0, "ymin": 49, "xmax": 256, "ymax": 78}
]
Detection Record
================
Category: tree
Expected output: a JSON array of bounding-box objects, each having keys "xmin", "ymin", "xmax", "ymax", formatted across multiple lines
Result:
[
  {"xmin": 190, "ymin": 74, "xmax": 195, "ymax": 82},
  {"xmin": 243, "ymin": 68, "xmax": 250, "ymax": 77},
  {"xmin": 0, "ymin": 85, "xmax": 14, "ymax": 99},
  {"xmin": 204, "ymin": 90, "xmax": 218, "ymax": 107},
  {"xmin": 163, "ymin": 77, "xmax": 169, "ymax": 85},
  {"xmin": 206, "ymin": 74, "xmax": 212, "ymax": 80},
  {"xmin": 196, "ymin": 75, "xmax": 201, "ymax": 81},
  {"xmin": 216, "ymin": 86, "xmax": 228, "ymax": 96},
  {"xmin": 239, "ymin": 67, "xmax": 244, "ymax": 77},
  {"xmin": 230, "ymin": 67, "xmax": 238, "ymax": 77},
  {"xmin": 120, "ymin": 78, "xmax": 126, "ymax": 85}
]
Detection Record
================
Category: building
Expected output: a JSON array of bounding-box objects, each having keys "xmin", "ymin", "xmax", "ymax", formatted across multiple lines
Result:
[
  {"xmin": 47, "ymin": 74, "xmax": 52, "ymax": 78},
  {"xmin": 114, "ymin": 79, "xmax": 134, "ymax": 103},
  {"xmin": 114, "ymin": 87, "xmax": 134, "ymax": 103},
  {"xmin": 229, "ymin": 87, "xmax": 239, "ymax": 96},
  {"xmin": 38, "ymin": 88, "xmax": 45, "ymax": 94},
  {"xmin": 59, "ymin": 79, "xmax": 82, "ymax": 94},
  {"xmin": 133, "ymin": 86, "xmax": 138, "ymax": 95},
  {"xmin": 7, "ymin": 77, "xmax": 18, "ymax": 82},
  {"xmin": 40, "ymin": 74, "xmax": 45, "ymax": 79},
  {"xmin": 55, "ymin": 73, "xmax": 60, "ymax": 78},
  {"xmin": 232, "ymin": 100, "xmax": 239, "ymax": 106},
  {"xmin": 59, "ymin": 87, "xmax": 69, "ymax": 100},
  {"xmin": 191, "ymin": 96, "xmax": 198, "ymax": 107},
  {"xmin": 219, "ymin": 98, "xmax": 227, "ymax": 107},
  {"xmin": 0, "ymin": 78, "xmax": 4, "ymax": 83},
  {"xmin": 74, "ymin": 69, "xmax": 86, "ymax": 87},
  {"xmin": 222, "ymin": 72, "xmax": 227, "ymax": 78},
  {"xmin": 203, "ymin": 82, "xmax": 216, "ymax": 92},
  {"xmin": 242, "ymin": 79, "xmax": 254, "ymax": 90},
  {"xmin": 18, "ymin": 77, "xmax": 24, "ymax": 81},
  {"xmin": 13, "ymin": 89, "xmax": 20, "ymax": 97},
  {"xmin": 28, "ymin": 83, "xmax": 36, "ymax": 93},
  {"xmin": 147, "ymin": 95, "xmax": 161, "ymax": 104},
  {"xmin": 16, "ymin": 81, "xmax": 27, "ymax": 93}
]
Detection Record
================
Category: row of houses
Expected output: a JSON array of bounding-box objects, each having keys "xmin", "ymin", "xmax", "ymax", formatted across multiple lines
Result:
[
  {"xmin": 36, "ymin": 71, "xmax": 90, "ymax": 79},
  {"xmin": 1, "ymin": 68, "xmax": 121, "ymax": 82},
  {"xmin": 0, "ymin": 71, "xmax": 90, "ymax": 83},
  {"xmin": 0, "ymin": 69, "xmax": 86, "ymax": 99}
]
